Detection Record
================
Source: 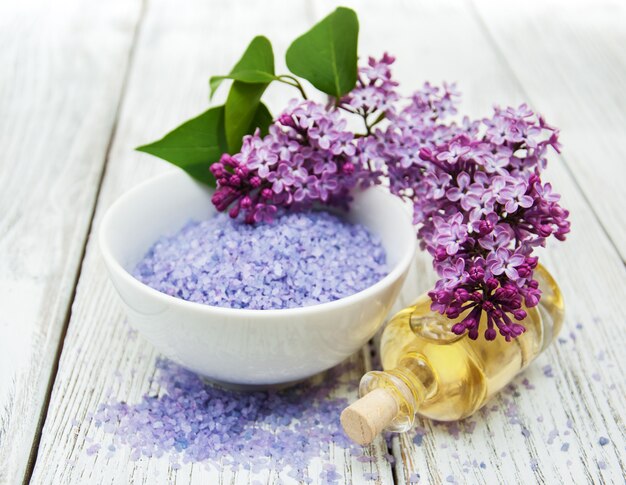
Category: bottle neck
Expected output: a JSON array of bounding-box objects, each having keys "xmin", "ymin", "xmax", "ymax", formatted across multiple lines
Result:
[{"xmin": 359, "ymin": 354, "xmax": 436, "ymax": 433}]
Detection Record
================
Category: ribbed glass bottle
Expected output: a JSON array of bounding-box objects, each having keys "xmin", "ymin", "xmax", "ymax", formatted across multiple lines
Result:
[{"xmin": 342, "ymin": 265, "xmax": 564, "ymax": 444}]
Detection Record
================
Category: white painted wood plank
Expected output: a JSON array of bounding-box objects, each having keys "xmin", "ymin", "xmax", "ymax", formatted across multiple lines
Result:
[
  {"xmin": 29, "ymin": 1, "xmax": 395, "ymax": 483},
  {"xmin": 471, "ymin": 0, "xmax": 626, "ymax": 261},
  {"xmin": 311, "ymin": 0, "xmax": 626, "ymax": 483},
  {"xmin": 0, "ymin": 0, "xmax": 142, "ymax": 483}
]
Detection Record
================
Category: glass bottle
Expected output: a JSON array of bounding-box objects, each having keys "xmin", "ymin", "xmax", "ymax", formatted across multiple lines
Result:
[{"xmin": 341, "ymin": 264, "xmax": 564, "ymax": 445}]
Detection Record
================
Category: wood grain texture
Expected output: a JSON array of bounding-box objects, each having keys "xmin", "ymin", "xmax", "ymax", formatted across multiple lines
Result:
[
  {"xmin": 471, "ymin": 0, "xmax": 626, "ymax": 262},
  {"xmin": 28, "ymin": 1, "xmax": 396, "ymax": 483},
  {"xmin": 0, "ymin": 0, "xmax": 142, "ymax": 483},
  {"xmin": 23, "ymin": 0, "xmax": 626, "ymax": 483},
  {"xmin": 310, "ymin": 0, "xmax": 626, "ymax": 483}
]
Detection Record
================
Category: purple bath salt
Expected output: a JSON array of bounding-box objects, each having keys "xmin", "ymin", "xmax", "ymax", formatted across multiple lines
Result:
[
  {"xmin": 93, "ymin": 359, "xmax": 363, "ymax": 481},
  {"xmin": 133, "ymin": 211, "xmax": 387, "ymax": 310}
]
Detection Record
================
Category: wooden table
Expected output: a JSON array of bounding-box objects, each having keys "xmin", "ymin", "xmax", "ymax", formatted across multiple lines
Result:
[{"xmin": 1, "ymin": 0, "xmax": 624, "ymax": 483}]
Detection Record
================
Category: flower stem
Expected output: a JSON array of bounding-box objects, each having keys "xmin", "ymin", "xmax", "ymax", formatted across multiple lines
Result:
[{"xmin": 278, "ymin": 75, "xmax": 308, "ymax": 100}]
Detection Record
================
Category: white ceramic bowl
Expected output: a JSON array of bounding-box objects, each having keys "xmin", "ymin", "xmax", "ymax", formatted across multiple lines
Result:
[{"xmin": 99, "ymin": 170, "xmax": 416, "ymax": 387}]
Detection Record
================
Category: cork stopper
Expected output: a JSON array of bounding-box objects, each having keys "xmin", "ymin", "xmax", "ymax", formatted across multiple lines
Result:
[{"xmin": 340, "ymin": 388, "xmax": 399, "ymax": 445}]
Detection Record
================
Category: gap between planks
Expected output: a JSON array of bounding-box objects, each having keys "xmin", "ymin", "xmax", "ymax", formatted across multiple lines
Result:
[
  {"xmin": 21, "ymin": 1, "xmax": 149, "ymax": 483},
  {"xmin": 28, "ymin": 1, "xmax": 396, "ymax": 483}
]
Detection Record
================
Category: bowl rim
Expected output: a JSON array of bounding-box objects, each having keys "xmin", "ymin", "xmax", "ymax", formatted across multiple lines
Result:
[{"xmin": 99, "ymin": 170, "xmax": 417, "ymax": 318}]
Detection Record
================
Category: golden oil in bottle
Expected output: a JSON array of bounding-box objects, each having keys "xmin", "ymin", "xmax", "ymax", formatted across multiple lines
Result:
[{"xmin": 341, "ymin": 265, "xmax": 564, "ymax": 444}]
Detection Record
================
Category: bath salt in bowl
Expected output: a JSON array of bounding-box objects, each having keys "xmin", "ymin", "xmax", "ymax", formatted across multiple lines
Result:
[
  {"xmin": 99, "ymin": 170, "xmax": 416, "ymax": 387},
  {"xmin": 133, "ymin": 211, "xmax": 389, "ymax": 310}
]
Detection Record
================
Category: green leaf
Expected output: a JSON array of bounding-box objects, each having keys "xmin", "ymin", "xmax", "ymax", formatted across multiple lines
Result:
[
  {"xmin": 210, "ymin": 71, "xmax": 277, "ymax": 99},
  {"xmin": 225, "ymin": 81, "xmax": 269, "ymax": 153},
  {"xmin": 210, "ymin": 36, "xmax": 275, "ymax": 99},
  {"xmin": 285, "ymin": 7, "xmax": 358, "ymax": 98},
  {"xmin": 136, "ymin": 106, "xmax": 227, "ymax": 186},
  {"xmin": 250, "ymin": 102, "xmax": 273, "ymax": 136},
  {"xmin": 222, "ymin": 36, "xmax": 276, "ymax": 152}
]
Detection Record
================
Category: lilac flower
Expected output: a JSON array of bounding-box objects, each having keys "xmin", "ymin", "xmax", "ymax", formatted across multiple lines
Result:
[
  {"xmin": 478, "ymin": 225, "xmax": 513, "ymax": 251},
  {"xmin": 487, "ymin": 248, "xmax": 526, "ymax": 281},
  {"xmin": 242, "ymin": 139, "xmax": 278, "ymax": 178},
  {"xmin": 445, "ymin": 172, "xmax": 471, "ymax": 203},
  {"xmin": 425, "ymin": 172, "xmax": 452, "ymax": 199},
  {"xmin": 331, "ymin": 131, "xmax": 357, "ymax": 157},
  {"xmin": 208, "ymin": 53, "xmax": 570, "ymax": 341},
  {"xmin": 309, "ymin": 118, "xmax": 338, "ymax": 150},
  {"xmin": 341, "ymin": 54, "xmax": 399, "ymax": 114},
  {"xmin": 433, "ymin": 214, "xmax": 468, "ymax": 256},
  {"xmin": 534, "ymin": 181, "xmax": 561, "ymax": 203},
  {"xmin": 437, "ymin": 258, "xmax": 469, "ymax": 289},
  {"xmin": 362, "ymin": 72, "xmax": 570, "ymax": 340},
  {"xmin": 266, "ymin": 163, "xmax": 305, "ymax": 194},
  {"xmin": 253, "ymin": 203, "xmax": 277, "ymax": 223},
  {"xmin": 317, "ymin": 172, "xmax": 339, "ymax": 201},
  {"xmin": 294, "ymin": 175, "xmax": 320, "ymax": 202},
  {"xmin": 467, "ymin": 193, "xmax": 496, "ymax": 223},
  {"xmin": 211, "ymin": 100, "xmax": 363, "ymax": 223},
  {"xmin": 436, "ymin": 142, "xmax": 471, "ymax": 164},
  {"xmin": 485, "ymin": 116, "xmax": 509, "ymax": 145},
  {"xmin": 481, "ymin": 153, "xmax": 510, "ymax": 175},
  {"xmin": 497, "ymin": 180, "xmax": 534, "ymax": 214}
]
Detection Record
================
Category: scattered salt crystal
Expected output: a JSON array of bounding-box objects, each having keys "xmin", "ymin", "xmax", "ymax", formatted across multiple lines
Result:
[
  {"xmin": 542, "ymin": 365, "xmax": 554, "ymax": 378},
  {"xmin": 561, "ymin": 443, "xmax": 570, "ymax": 452},
  {"xmin": 134, "ymin": 211, "xmax": 387, "ymax": 310},
  {"xmin": 93, "ymin": 358, "xmax": 364, "ymax": 481},
  {"xmin": 598, "ymin": 436, "xmax": 609, "ymax": 446},
  {"xmin": 547, "ymin": 429, "xmax": 559, "ymax": 445},
  {"xmin": 86, "ymin": 444, "xmax": 100, "ymax": 456}
]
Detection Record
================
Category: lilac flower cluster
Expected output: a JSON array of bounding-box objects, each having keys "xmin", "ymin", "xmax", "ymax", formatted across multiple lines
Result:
[
  {"xmin": 210, "ymin": 53, "xmax": 570, "ymax": 340},
  {"xmin": 359, "ymin": 80, "xmax": 469, "ymax": 198},
  {"xmin": 363, "ymin": 72, "xmax": 570, "ymax": 339},
  {"xmin": 340, "ymin": 53, "xmax": 398, "ymax": 119},
  {"xmin": 211, "ymin": 101, "xmax": 370, "ymax": 224}
]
